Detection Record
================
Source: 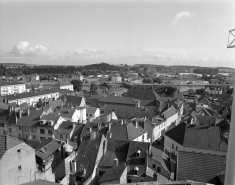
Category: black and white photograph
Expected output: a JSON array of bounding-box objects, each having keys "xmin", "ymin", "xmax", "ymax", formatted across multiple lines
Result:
[{"xmin": 0, "ymin": 0, "xmax": 234, "ymax": 185}]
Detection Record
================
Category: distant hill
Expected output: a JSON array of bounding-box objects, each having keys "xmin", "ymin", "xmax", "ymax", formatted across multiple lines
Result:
[{"xmin": 83, "ymin": 62, "xmax": 121, "ymax": 71}]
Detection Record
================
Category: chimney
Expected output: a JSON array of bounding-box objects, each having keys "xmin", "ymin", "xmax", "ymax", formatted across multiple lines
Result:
[
  {"xmin": 18, "ymin": 110, "xmax": 22, "ymax": 119},
  {"xmin": 71, "ymin": 159, "xmax": 76, "ymax": 174},
  {"xmin": 107, "ymin": 131, "xmax": 112, "ymax": 139},
  {"xmin": 113, "ymin": 158, "xmax": 119, "ymax": 167},
  {"xmin": 108, "ymin": 123, "xmax": 111, "ymax": 131},
  {"xmin": 27, "ymin": 108, "xmax": 30, "ymax": 116},
  {"xmin": 134, "ymin": 120, "xmax": 138, "ymax": 128},
  {"xmin": 90, "ymin": 131, "xmax": 96, "ymax": 140},
  {"xmin": 120, "ymin": 119, "xmax": 123, "ymax": 125}
]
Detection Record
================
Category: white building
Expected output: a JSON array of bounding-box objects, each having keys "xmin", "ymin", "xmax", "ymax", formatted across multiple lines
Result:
[
  {"xmin": 53, "ymin": 82, "xmax": 73, "ymax": 91},
  {"xmin": 2, "ymin": 89, "xmax": 60, "ymax": 106},
  {"xmin": 0, "ymin": 81, "xmax": 26, "ymax": 96}
]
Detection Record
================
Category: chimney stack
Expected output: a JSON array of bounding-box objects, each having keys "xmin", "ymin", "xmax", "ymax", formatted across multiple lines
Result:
[
  {"xmin": 134, "ymin": 120, "xmax": 138, "ymax": 128},
  {"xmin": 90, "ymin": 131, "xmax": 96, "ymax": 140},
  {"xmin": 113, "ymin": 158, "xmax": 118, "ymax": 167},
  {"xmin": 27, "ymin": 108, "xmax": 30, "ymax": 116},
  {"xmin": 107, "ymin": 131, "xmax": 112, "ymax": 139}
]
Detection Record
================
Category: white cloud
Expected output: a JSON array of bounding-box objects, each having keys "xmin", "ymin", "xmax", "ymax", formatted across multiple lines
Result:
[
  {"xmin": 74, "ymin": 49, "xmax": 105, "ymax": 55},
  {"xmin": 10, "ymin": 41, "xmax": 53, "ymax": 57},
  {"xmin": 171, "ymin": 11, "xmax": 196, "ymax": 25},
  {"xmin": 155, "ymin": 54, "xmax": 165, "ymax": 58}
]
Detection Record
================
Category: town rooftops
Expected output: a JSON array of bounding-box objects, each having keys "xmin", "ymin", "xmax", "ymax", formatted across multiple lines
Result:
[
  {"xmin": 8, "ymin": 108, "xmax": 43, "ymax": 127},
  {"xmin": 110, "ymin": 125, "xmax": 128, "ymax": 140},
  {"xmin": 104, "ymin": 104, "xmax": 157, "ymax": 120},
  {"xmin": 53, "ymin": 82, "xmax": 72, "ymax": 87},
  {"xmin": 0, "ymin": 81, "xmax": 25, "ymax": 86},
  {"xmin": 99, "ymin": 165, "xmax": 126, "ymax": 183},
  {"xmin": 165, "ymin": 122, "xmax": 227, "ymax": 152},
  {"xmin": 194, "ymin": 115, "xmax": 216, "ymax": 126},
  {"xmin": 86, "ymin": 107, "xmax": 98, "ymax": 114},
  {"xmin": 75, "ymin": 134, "xmax": 103, "ymax": 184},
  {"xmin": 35, "ymin": 139, "xmax": 62, "ymax": 160},
  {"xmin": 2, "ymin": 89, "xmax": 60, "ymax": 101},
  {"xmin": 99, "ymin": 96, "xmax": 138, "ymax": 105},
  {"xmin": 57, "ymin": 121, "xmax": 75, "ymax": 134},
  {"xmin": 59, "ymin": 95, "xmax": 84, "ymax": 107},
  {"xmin": 177, "ymin": 151, "xmax": 226, "ymax": 184}
]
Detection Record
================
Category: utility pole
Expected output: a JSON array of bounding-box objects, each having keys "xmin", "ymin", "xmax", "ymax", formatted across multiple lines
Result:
[{"xmin": 224, "ymin": 28, "xmax": 235, "ymax": 185}]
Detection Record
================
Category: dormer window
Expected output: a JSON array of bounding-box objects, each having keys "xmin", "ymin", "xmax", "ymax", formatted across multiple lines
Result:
[
  {"xmin": 136, "ymin": 150, "xmax": 141, "ymax": 157},
  {"xmin": 134, "ymin": 167, "xmax": 139, "ymax": 175}
]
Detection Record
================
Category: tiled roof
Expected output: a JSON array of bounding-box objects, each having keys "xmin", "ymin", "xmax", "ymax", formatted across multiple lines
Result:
[
  {"xmin": 57, "ymin": 121, "xmax": 74, "ymax": 134},
  {"xmin": 126, "ymin": 141, "xmax": 150, "ymax": 177},
  {"xmin": 99, "ymin": 139, "xmax": 130, "ymax": 166},
  {"xmin": 53, "ymin": 82, "xmax": 72, "ymax": 87},
  {"xmin": 194, "ymin": 115, "xmax": 216, "ymax": 126},
  {"xmin": 40, "ymin": 113, "xmax": 60, "ymax": 122},
  {"xmin": 104, "ymin": 105, "xmax": 157, "ymax": 120},
  {"xmin": 70, "ymin": 123, "xmax": 85, "ymax": 142},
  {"xmin": 165, "ymin": 123, "xmax": 226, "ymax": 152},
  {"xmin": 8, "ymin": 108, "xmax": 43, "ymax": 127},
  {"xmin": 86, "ymin": 107, "xmax": 98, "ymax": 114},
  {"xmin": 110, "ymin": 125, "xmax": 128, "ymax": 140},
  {"xmin": 58, "ymin": 95, "xmax": 83, "ymax": 107},
  {"xmin": 184, "ymin": 125, "xmax": 221, "ymax": 151},
  {"xmin": 0, "ymin": 81, "xmax": 25, "ymax": 86},
  {"xmin": 86, "ymin": 94, "xmax": 105, "ymax": 101},
  {"xmin": 35, "ymin": 139, "xmax": 62, "ymax": 160},
  {"xmin": 99, "ymin": 96, "xmax": 138, "ymax": 105},
  {"xmin": 2, "ymin": 89, "xmax": 59, "ymax": 101},
  {"xmin": 127, "ymin": 121, "xmax": 147, "ymax": 140},
  {"xmin": 99, "ymin": 165, "xmax": 126, "ymax": 183},
  {"xmin": 75, "ymin": 134, "xmax": 103, "ymax": 184},
  {"xmin": 177, "ymin": 151, "xmax": 226, "ymax": 183}
]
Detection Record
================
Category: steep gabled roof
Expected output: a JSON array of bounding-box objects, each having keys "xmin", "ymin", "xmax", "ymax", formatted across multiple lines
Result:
[
  {"xmin": 35, "ymin": 139, "xmax": 62, "ymax": 160},
  {"xmin": 165, "ymin": 122, "xmax": 186, "ymax": 145},
  {"xmin": 58, "ymin": 95, "xmax": 84, "ymax": 107},
  {"xmin": 110, "ymin": 125, "xmax": 128, "ymax": 140},
  {"xmin": 99, "ymin": 165, "xmax": 126, "ymax": 183},
  {"xmin": 177, "ymin": 151, "xmax": 226, "ymax": 183}
]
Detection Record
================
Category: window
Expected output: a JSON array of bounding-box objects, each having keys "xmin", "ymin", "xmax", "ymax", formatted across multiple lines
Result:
[
  {"xmin": 18, "ymin": 133, "xmax": 21, "ymax": 139},
  {"xmin": 89, "ymin": 114, "xmax": 93, "ymax": 117},
  {"xmin": 25, "ymin": 134, "xmax": 28, "ymax": 139},
  {"xmin": 18, "ymin": 126, "xmax": 22, "ymax": 130},
  {"xmin": 209, "ymin": 144, "xmax": 212, "ymax": 148},
  {"xmin": 157, "ymin": 167, "xmax": 161, "ymax": 173},
  {"xmin": 32, "ymin": 135, "xmax": 36, "ymax": 140},
  {"xmin": 176, "ymin": 146, "xmax": 178, "ymax": 152},
  {"xmin": 142, "ymin": 135, "xmax": 144, "ymax": 140},
  {"xmin": 48, "ymin": 130, "xmax": 53, "ymax": 135},
  {"xmin": 60, "ymin": 134, "xmax": 63, "ymax": 139},
  {"xmin": 8, "ymin": 128, "xmax": 12, "ymax": 133},
  {"xmin": 18, "ymin": 166, "xmax": 21, "ymax": 171},
  {"xmin": 172, "ymin": 143, "xmax": 174, "ymax": 150},
  {"xmin": 136, "ymin": 150, "xmax": 141, "ymax": 157},
  {"xmin": 40, "ymin": 129, "xmax": 45, "ymax": 134},
  {"xmin": 153, "ymin": 164, "xmax": 156, "ymax": 168},
  {"xmin": 31, "ymin": 127, "xmax": 36, "ymax": 133},
  {"xmin": 40, "ymin": 137, "xmax": 45, "ymax": 141},
  {"xmin": 0, "ymin": 123, "xmax": 4, "ymax": 127}
]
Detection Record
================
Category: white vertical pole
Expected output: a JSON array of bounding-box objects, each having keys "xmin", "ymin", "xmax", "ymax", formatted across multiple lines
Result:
[{"xmin": 225, "ymin": 78, "xmax": 235, "ymax": 185}]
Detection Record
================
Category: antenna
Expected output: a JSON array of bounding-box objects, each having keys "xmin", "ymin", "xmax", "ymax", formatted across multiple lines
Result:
[{"xmin": 227, "ymin": 29, "xmax": 235, "ymax": 48}]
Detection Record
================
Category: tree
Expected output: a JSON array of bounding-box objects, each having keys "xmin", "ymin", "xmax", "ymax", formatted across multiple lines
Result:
[
  {"xmin": 70, "ymin": 80, "xmax": 83, "ymax": 92},
  {"xmin": 90, "ymin": 82, "xmax": 98, "ymax": 92}
]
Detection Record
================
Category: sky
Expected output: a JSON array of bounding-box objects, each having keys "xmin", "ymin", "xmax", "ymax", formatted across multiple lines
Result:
[{"xmin": 0, "ymin": 0, "xmax": 235, "ymax": 68}]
